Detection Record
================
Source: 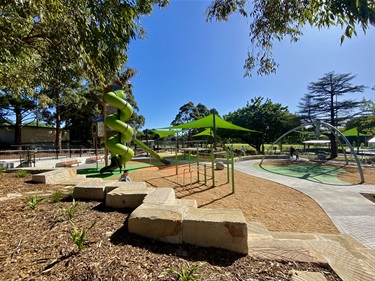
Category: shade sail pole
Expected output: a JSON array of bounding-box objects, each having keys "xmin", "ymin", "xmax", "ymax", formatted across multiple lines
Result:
[{"xmin": 213, "ymin": 113, "xmax": 217, "ymax": 150}]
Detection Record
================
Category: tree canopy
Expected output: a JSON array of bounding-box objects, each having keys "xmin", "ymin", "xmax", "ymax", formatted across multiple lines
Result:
[
  {"xmin": 0, "ymin": 1, "xmax": 160, "ymax": 148},
  {"xmin": 298, "ymin": 72, "xmax": 365, "ymax": 127},
  {"xmin": 171, "ymin": 102, "xmax": 218, "ymax": 126},
  {"xmin": 345, "ymin": 97, "xmax": 375, "ymax": 136},
  {"xmin": 170, "ymin": 102, "xmax": 219, "ymax": 144},
  {"xmin": 0, "ymin": 0, "xmax": 169, "ymax": 89},
  {"xmin": 223, "ymin": 96, "xmax": 299, "ymax": 152},
  {"xmin": 298, "ymin": 71, "xmax": 365, "ymax": 158},
  {"xmin": 206, "ymin": 0, "xmax": 375, "ymax": 77}
]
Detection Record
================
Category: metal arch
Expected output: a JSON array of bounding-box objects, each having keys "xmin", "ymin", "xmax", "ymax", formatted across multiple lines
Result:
[
  {"xmin": 260, "ymin": 125, "xmax": 302, "ymax": 165},
  {"xmin": 260, "ymin": 120, "xmax": 365, "ymax": 184},
  {"xmin": 318, "ymin": 121, "xmax": 364, "ymax": 183}
]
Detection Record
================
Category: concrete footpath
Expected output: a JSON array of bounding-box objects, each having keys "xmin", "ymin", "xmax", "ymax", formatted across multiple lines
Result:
[{"xmin": 235, "ymin": 159, "xmax": 375, "ymax": 250}]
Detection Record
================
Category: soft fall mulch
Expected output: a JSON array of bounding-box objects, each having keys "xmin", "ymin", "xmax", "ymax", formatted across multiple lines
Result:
[{"xmin": 0, "ymin": 170, "xmax": 344, "ymax": 281}]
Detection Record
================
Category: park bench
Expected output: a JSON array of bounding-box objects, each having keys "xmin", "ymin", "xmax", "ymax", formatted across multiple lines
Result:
[
  {"xmin": 56, "ymin": 159, "xmax": 81, "ymax": 167},
  {"xmin": 85, "ymin": 156, "xmax": 104, "ymax": 163}
]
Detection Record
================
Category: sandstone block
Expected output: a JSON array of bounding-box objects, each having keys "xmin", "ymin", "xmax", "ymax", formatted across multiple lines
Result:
[
  {"xmin": 32, "ymin": 168, "xmax": 77, "ymax": 184},
  {"xmin": 182, "ymin": 208, "xmax": 248, "ymax": 254},
  {"xmin": 309, "ymin": 240, "xmax": 375, "ymax": 281},
  {"xmin": 290, "ymin": 270, "xmax": 327, "ymax": 281},
  {"xmin": 128, "ymin": 203, "xmax": 187, "ymax": 244},
  {"xmin": 105, "ymin": 184, "xmax": 154, "ymax": 209},
  {"xmin": 176, "ymin": 199, "xmax": 198, "ymax": 208},
  {"xmin": 73, "ymin": 180, "xmax": 111, "ymax": 201},
  {"xmin": 143, "ymin": 188, "xmax": 176, "ymax": 205},
  {"xmin": 248, "ymin": 239, "xmax": 321, "ymax": 263}
]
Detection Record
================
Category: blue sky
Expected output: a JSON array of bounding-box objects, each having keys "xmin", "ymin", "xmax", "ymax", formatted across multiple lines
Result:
[{"xmin": 127, "ymin": 0, "xmax": 375, "ymax": 130}]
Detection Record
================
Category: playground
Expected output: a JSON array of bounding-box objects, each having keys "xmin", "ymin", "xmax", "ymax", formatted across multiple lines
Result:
[
  {"xmin": 18, "ymin": 154, "xmax": 372, "ymax": 234},
  {"xmin": 1, "ymin": 87, "xmax": 374, "ymax": 280},
  {"xmin": 2, "ymin": 158, "xmax": 375, "ymax": 280},
  {"xmin": 122, "ymin": 158, "xmax": 375, "ymax": 229}
]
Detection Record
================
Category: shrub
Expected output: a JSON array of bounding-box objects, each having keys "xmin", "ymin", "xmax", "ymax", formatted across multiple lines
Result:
[
  {"xmin": 50, "ymin": 191, "xmax": 63, "ymax": 203},
  {"xmin": 16, "ymin": 170, "xmax": 29, "ymax": 178}
]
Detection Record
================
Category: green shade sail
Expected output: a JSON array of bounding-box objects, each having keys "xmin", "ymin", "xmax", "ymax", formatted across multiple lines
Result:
[
  {"xmin": 156, "ymin": 114, "xmax": 258, "ymax": 149},
  {"xmin": 193, "ymin": 128, "xmax": 213, "ymax": 137},
  {"xmin": 151, "ymin": 129, "xmax": 182, "ymax": 138},
  {"xmin": 166, "ymin": 114, "xmax": 257, "ymax": 132}
]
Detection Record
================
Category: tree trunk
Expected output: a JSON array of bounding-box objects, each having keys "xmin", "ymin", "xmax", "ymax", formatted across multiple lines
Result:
[
  {"xmin": 329, "ymin": 79, "xmax": 337, "ymax": 159},
  {"xmin": 55, "ymin": 99, "xmax": 62, "ymax": 152},
  {"xmin": 255, "ymin": 144, "xmax": 261, "ymax": 154},
  {"xmin": 329, "ymin": 133, "xmax": 338, "ymax": 159},
  {"xmin": 14, "ymin": 106, "xmax": 22, "ymax": 150}
]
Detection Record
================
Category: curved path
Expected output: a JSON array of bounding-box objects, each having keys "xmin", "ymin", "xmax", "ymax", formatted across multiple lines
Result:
[{"xmin": 234, "ymin": 159, "xmax": 375, "ymax": 249}]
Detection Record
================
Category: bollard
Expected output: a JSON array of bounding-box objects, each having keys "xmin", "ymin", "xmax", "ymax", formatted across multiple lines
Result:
[
  {"xmin": 204, "ymin": 164, "xmax": 207, "ymax": 184},
  {"xmin": 196, "ymin": 147, "xmax": 200, "ymax": 182},
  {"xmin": 231, "ymin": 154, "xmax": 235, "ymax": 193},
  {"xmin": 211, "ymin": 147, "xmax": 215, "ymax": 187},
  {"xmin": 226, "ymin": 152, "xmax": 230, "ymax": 183}
]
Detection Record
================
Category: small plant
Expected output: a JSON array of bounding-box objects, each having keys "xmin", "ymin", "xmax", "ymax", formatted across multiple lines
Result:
[
  {"xmin": 70, "ymin": 221, "xmax": 96, "ymax": 251},
  {"xmin": 25, "ymin": 195, "xmax": 44, "ymax": 209},
  {"xmin": 164, "ymin": 262, "xmax": 205, "ymax": 281},
  {"xmin": 0, "ymin": 167, "xmax": 4, "ymax": 175},
  {"xmin": 50, "ymin": 191, "xmax": 63, "ymax": 203},
  {"xmin": 49, "ymin": 213, "xmax": 65, "ymax": 229},
  {"xmin": 17, "ymin": 170, "xmax": 29, "ymax": 178},
  {"xmin": 62, "ymin": 199, "xmax": 78, "ymax": 219}
]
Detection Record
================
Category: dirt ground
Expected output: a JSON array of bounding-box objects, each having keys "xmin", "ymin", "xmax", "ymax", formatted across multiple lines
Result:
[{"xmin": 0, "ymin": 160, "xmax": 373, "ymax": 280}]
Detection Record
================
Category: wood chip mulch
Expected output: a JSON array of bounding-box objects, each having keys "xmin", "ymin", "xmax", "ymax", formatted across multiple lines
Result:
[{"xmin": 0, "ymin": 171, "xmax": 345, "ymax": 280}]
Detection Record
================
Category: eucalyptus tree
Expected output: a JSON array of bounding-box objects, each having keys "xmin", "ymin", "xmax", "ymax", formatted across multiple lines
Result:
[
  {"xmin": 206, "ymin": 0, "xmax": 375, "ymax": 77},
  {"xmin": 0, "ymin": 90, "xmax": 38, "ymax": 148},
  {"xmin": 63, "ymin": 68, "xmax": 146, "ymax": 146},
  {"xmin": 171, "ymin": 102, "xmax": 217, "ymax": 144},
  {"xmin": 298, "ymin": 72, "xmax": 365, "ymax": 158},
  {"xmin": 1, "ymin": 0, "xmax": 166, "ymax": 148},
  {"xmin": 118, "ymin": 68, "xmax": 146, "ymax": 132},
  {"xmin": 0, "ymin": 0, "xmax": 169, "ymax": 87},
  {"xmin": 36, "ymin": 36, "xmax": 90, "ymax": 151},
  {"xmin": 171, "ymin": 102, "xmax": 200, "ymax": 126},
  {"xmin": 0, "ymin": 52, "xmax": 41, "ymax": 148},
  {"xmin": 62, "ymin": 84, "xmax": 101, "ymax": 146}
]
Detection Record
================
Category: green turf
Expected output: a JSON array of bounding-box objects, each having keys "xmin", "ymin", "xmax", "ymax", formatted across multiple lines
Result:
[
  {"xmin": 76, "ymin": 154, "xmax": 193, "ymax": 180},
  {"xmin": 256, "ymin": 162, "xmax": 347, "ymax": 184},
  {"xmin": 77, "ymin": 162, "xmax": 158, "ymax": 180}
]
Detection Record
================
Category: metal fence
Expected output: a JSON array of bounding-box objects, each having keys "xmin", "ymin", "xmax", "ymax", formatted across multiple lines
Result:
[{"xmin": 0, "ymin": 148, "xmax": 104, "ymax": 161}]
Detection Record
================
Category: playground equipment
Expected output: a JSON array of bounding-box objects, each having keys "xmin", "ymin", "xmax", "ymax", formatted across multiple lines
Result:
[
  {"xmin": 100, "ymin": 87, "xmax": 170, "ymax": 174},
  {"xmin": 101, "ymin": 89, "xmax": 134, "ymax": 174},
  {"xmin": 133, "ymin": 139, "xmax": 170, "ymax": 165},
  {"xmin": 260, "ymin": 120, "xmax": 365, "ymax": 183},
  {"xmin": 174, "ymin": 147, "xmax": 236, "ymax": 192}
]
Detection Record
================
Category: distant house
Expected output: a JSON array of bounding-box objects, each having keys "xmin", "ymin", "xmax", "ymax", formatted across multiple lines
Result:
[{"xmin": 0, "ymin": 126, "xmax": 70, "ymax": 149}]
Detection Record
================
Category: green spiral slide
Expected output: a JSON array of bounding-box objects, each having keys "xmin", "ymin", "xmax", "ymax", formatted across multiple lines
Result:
[
  {"xmin": 100, "ymin": 89, "xmax": 134, "ymax": 174},
  {"xmin": 100, "ymin": 89, "xmax": 170, "ymax": 174}
]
